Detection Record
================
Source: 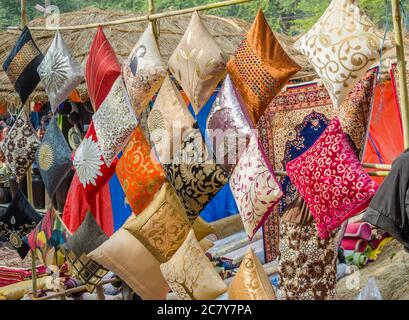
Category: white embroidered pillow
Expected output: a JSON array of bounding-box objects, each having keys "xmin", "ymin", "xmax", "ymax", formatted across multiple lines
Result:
[{"xmin": 294, "ymin": 0, "xmax": 392, "ymax": 107}]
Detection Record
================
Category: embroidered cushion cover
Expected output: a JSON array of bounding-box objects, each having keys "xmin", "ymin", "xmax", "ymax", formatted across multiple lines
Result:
[
  {"xmin": 227, "ymin": 10, "xmax": 300, "ymax": 126},
  {"xmin": 116, "ymin": 126, "xmax": 166, "ymax": 216},
  {"xmin": 148, "ymin": 76, "xmax": 195, "ymax": 163},
  {"xmin": 192, "ymin": 217, "xmax": 216, "ymax": 241},
  {"xmin": 123, "ymin": 24, "xmax": 167, "ymax": 116},
  {"xmin": 0, "ymin": 190, "xmax": 42, "ymax": 259},
  {"xmin": 36, "ymin": 117, "xmax": 73, "ymax": 198},
  {"xmin": 294, "ymin": 0, "xmax": 392, "ymax": 107},
  {"xmin": 86, "ymin": 26, "xmax": 121, "ymax": 111},
  {"xmin": 206, "ymin": 75, "xmax": 252, "ymax": 173},
  {"xmin": 168, "ymin": 11, "xmax": 227, "ymax": 114},
  {"xmin": 229, "ymin": 248, "xmax": 276, "ymax": 300},
  {"xmin": 229, "ymin": 134, "xmax": 283, "ymax": 240},
  {"xmin": 88, "ymin": 225, "xmax": 170, "ymax": 300},
  {"xmin": 92, "ymin": 77, "xmax": 139, "ymax": 167},
  {"xmin": 123, "ymin": 182, "xmax": 190, "ymax": 263},
  {"xmin": 23, "ymin": 208, "xmax": 69, "ymax": 268},
  {"xmin": 37, "ymin": 31, "xmax": 84, "ymax": 112},
  {"xmin": 2, "ymin": 27, "xmax": 44, "ymax": 105},
  {"xmin": 0, "ymin": 110, "xmax": 40, "ymax": 183},
  {"xmin": 160, "ymin": 229, "xmax": 227, "ymax": 300},
  {"xmin": 286, "ymin": 117, "xmax": 378, "ymax": 238},
  {"xmin": 162, "ymin": 129, "xmax": 229, "ymax": 222}
]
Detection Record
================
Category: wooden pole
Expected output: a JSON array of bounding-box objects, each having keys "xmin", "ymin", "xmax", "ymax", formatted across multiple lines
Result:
[
  {"xmin": 9, "ymin": 0, "xmax": 254, "ymax": 31},
  {"xmin": 20, "ymin": 0, "xmax": 28, "ymax": 28},
  {"xmin": 148, "ymin": 0, "xmax": 159, "ymax": 41},
  {"xmin": 392, "ymin": 0, "xmax": 409, "ymax": 149}
]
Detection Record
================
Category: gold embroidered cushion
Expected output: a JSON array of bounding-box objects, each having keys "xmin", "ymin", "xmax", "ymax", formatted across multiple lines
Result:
[
  {"xmin": 123, "ymin": 24, "xmax": 167, "ymax": 116},
  {"xmin": 227, "ymin": 10, "xmax": 300, "ymax": 126},
  {"xmin": 123, "ymin": 182, "xmax": 190, "ymax": 263},
  {"xmin": 148, "ymin": 76, "xmax": 195, "ymax": 163},
  {"xmin": 168, "ymin": 11, "xmax": 227, "ymax": 114},
  {"xmin": 229, "ymin": 248, "xmax": 276, "ymax": 300},
  {"xmin": 88, "ymin": 225, "xmax": 169, "ymax": 300},
  {"xmin": 160, "ymin": 229, "xmax": 227, "ymax": 300},
  {"xmin": 192, "ymin": 217, "xmax": 216, "ymax": 241},
  {"xmin": 294, "ymin": 0, "xmax": 392, "ymax": 107}
]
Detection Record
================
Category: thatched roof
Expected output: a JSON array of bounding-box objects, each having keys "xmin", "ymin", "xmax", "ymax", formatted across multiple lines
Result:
[{"xmin": 0, "ymin": 7, "xmax": 313, "ymax": 107}]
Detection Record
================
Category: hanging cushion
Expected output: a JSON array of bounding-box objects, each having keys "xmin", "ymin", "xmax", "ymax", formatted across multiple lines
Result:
[
  {"xmin": 92, "ymin": 78, "xmax": 139, "ymax": 167},
  {"xmin": 0, "ymin": 110, "xmax": 40, "ymax": 183},
  {"xmin": 286, "ymin": 117, "xmax": 378, "ymax": 239},
  {"xmin": 168, "ymin": 11, "xmax": 227, "ymax": 114},
  {"xmin": 37, "ymin": 31, "xmax": 84, "ymax": 112},
  {"xmin": 227, "ymin": 10, "xmax": 300, "ymax": 125},
  {"xmin": 192, "ymin": 217, "xmax": 216, "ymax": 241},
  {"xmin": 162, "ymin": 129, "xmax": 229, "ymax": 222},
  {"xmin": 160, "ymin": 229, "xmax": 227, "ymax": 300},
  {"xmin": 85, "ymin": 26, "xmax": 121, "ymax": 111},
  {"xmin": 115, "ymin": 126, "xmax": 166, "ymax": 216},
  {"xmin": 62, "ymin": 212, "xmax": 109, "ymax": 293},
  {"xmin": 35, "ymin": 117, "xmax": 72, "ymax": 198},
  {"xmin": 123, "ymin": 182, "xmax": 190, "ymax": 263},
  {"xmin": 73, "ymin": 122, "xmax": 117, "ymax": 204},
  {"xmin": 229, "ymin": 248, "xmax": 276, "ymax": 300},
  {"xmin": 22, "ymin": 208, "xmax": 69, "ymax": 268},
  {"xmin": 88, "ymin": 225, "xmax": 170, "ymax": 300},
  {"xmin": 148, "ymin": 76, "xmax": 195, "ymax": 163},
  {"xmin": 0, "ymin": 190, "xmax": 42, "ymax": 259},
  {"xmin": 229, "ymin": 134, "xmax": 283, "ymax": 240},
  {"xmin": 206, "ymin": 75, "xmax": 252, "ymax": 173},
  {"xmin": 294, "ymin": 0, "xmax": 392, "ymax": 107},
  {"xmin": 2, "ymin": 26, "xmax": 44, "ymax": 105},
  {"xmin": 123, "ymin": 24, "xmax": 167, "ymax": 116}
]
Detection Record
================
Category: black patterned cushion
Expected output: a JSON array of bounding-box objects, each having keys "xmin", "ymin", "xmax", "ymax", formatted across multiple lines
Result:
[
  {"xmin": 162, "ymin": 129, "xmax": 229, "ymax": 222},
  {"xmin": 36, "ymin": 117, "xmax": 73, "ymax": 198},
  {"xmin": 2, "ymin": 27, "xmax": 44, "ymax": 105},
  {"xmin": 0, "ymin": 190, "xmax": 42, "ymax": 259}
]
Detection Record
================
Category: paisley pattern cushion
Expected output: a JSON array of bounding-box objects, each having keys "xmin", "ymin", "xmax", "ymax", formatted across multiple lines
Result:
[
  {"xmin": 227, "ymin": 10, "xmax": 300, "ymax": 126},
  {"xmin": 229, "ymin": 134, "xmax": 283, "ymax": 239},
  {"xmin": 229, "ymin": 248, "xmax": 276, "ymax": 300},
  {"xmin": 0, "ymin": 190, "xmax": 42, "ymax": 259},
  {"xmin": 160, "ymin": 229, "xmax": 227, "ymax": 300},
  {"xmin": 123, "ymin": 24, "xmax": 167, "ymax": 116},
  {"xmin": 148, "ymin": 76, "xmax": 195, "ymax": 163},
  {"xmin": 93, "ymin": 78, "xmax": 139, "ymax": 167},
  {"xmin": 116, "ymin": 126, "xmax": 166, "ymax": 216},
  {"xmin": 286, "ymin": 117, "xmax": 378, "ymax": 238},
  {"xmin": 22, "ymin": 208, "xmax": 70, "ymax": 268},
  {"xmin": 37, "ymin": 31, "xmax": 84, "ymax": 112},
  {"xmin": 85, "ymin": 26, "xmax": 121, "ymax": 111},
  {"xmin": 294, "ymin": 0, "xmax": 392, "ymax": 107},
  {"xmin": 162, "ymin": 129, "xmax": 229, "ymax": 222},
  {"xmin": 0, "ymin": 110, "xmax": 40, "ymax": 183},
  {"xmin": 123, "ymin": 183, "xmax": 190, "ymax": 263},
  {"xmin": 2, "ymin": 27, "xmax": 44, "ymax": 105},
  {"xmin": 206, "ymin": 75, "xmax": 252, "ymax": 174},
  {"xmin": 35, "ymin": 117, "xmax": 72, "ymax": 198},
  {"xmin": 168, "ymin": 11, "xmax": 227, "ymax": 114}
]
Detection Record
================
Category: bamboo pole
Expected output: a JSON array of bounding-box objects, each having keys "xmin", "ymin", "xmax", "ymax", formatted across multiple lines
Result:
[
  {"xmin": 392, "ymin": 0, "xmax": 409, "ymax": 149},
  {"xmin": 362, "ymin": 163, "xmax": 392, "ymax": 171},
  {"xmin": 8, "ymin": 0, "xmax": 254, "ymax": 31},
  {"xmin": 148, "ymin": 0, "xmax": 159, "ymax": 41},
  {"xmin": 20, "ymin": 0, "xmax": 28, "ymax": 28}
]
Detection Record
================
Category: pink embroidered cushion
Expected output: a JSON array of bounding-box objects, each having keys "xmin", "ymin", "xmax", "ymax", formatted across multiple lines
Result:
[{"xmin": 286, "ymin": 117, "xmax": 378, "ymax": 239}]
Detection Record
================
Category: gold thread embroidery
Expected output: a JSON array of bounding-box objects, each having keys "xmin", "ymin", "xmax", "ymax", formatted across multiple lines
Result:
[{"xmin": 7, "ymin": 40, "xmax": 41, "ymax": 84}]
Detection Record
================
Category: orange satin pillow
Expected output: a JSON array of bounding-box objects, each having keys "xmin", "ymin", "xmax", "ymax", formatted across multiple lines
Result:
[
  {"xmin": 116, "ymin": 126, "xmax": 166, "ymax": 215},
  {"xmin": 227, "ymin": 10, "xmax": 300, "ymax": 126}
]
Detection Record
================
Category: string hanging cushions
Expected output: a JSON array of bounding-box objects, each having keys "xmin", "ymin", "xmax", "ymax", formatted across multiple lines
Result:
[
  {"xmin": 2, "ymin": 27, "xmax": 43, "ymax": 105},
  {"xmin": 37, "ymin": 31, "xmax": 84, "ymax": 112},
  {"xmin": 294, "ymin": 0, "xmax": 392, "ymax": 107}
]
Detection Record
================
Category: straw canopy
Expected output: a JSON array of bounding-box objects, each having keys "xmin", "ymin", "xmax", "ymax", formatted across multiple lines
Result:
[{"xmin": 0, "ymin": 7, "xmax": 314, "ymax": 108}]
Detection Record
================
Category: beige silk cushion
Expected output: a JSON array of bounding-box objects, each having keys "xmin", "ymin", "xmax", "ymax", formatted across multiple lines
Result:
[
  {"xmin": 88, "ymin": 226, "xmax": 169, "ymax": 300},
  {"xmin": 192, "ymin": 216, "xmax": 216, "ymax": 241},
  {"xmin": 199, "ymin": 238, "xmax": 214, "ymax": 252},
  {"xmin": 229, "ymin": 248, "xmax": 276, "ymax": 300},
  {"xmin": 123, "ymin": 182, "xmax": 190, "ymax": 263},
  {"xmin": 160, "ymin": 230, "xmax": 227, "ymax": 300},
  {"xmin": 168, "ymin": 11, "xmax": 227, "ymax": 114},
  {"xmin": 294, "ymin": 0, "xmax": 392, "ymax": 107}
]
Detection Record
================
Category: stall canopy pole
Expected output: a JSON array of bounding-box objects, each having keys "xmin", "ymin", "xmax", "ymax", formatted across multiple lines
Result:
[
  {"xmin": 392, "ymin": 0, "xmax": 409, "ymax": 149},
  {"xmin": 20, "ymin": 0, "xmax": 28, "ymax": 27},
  {"xmin": 148, "ymin": 0, "xmax": 159, "ymax": 41}
]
